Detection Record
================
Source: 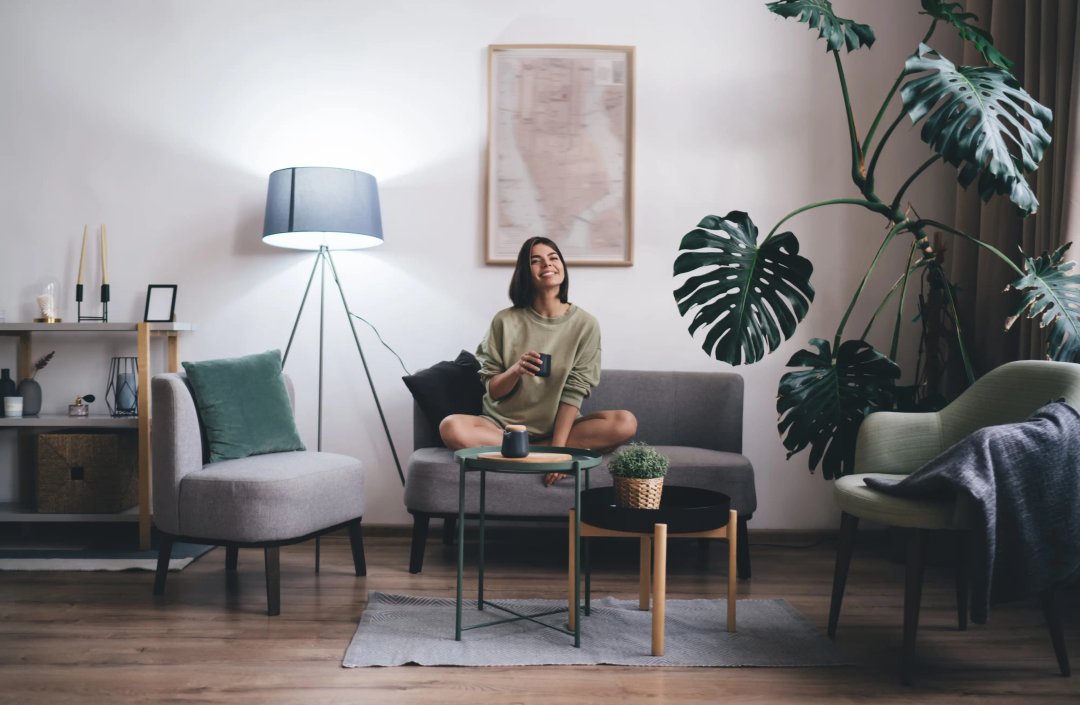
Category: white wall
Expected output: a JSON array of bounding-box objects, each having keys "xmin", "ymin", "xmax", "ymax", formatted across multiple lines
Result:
[{"xmin": 0, "ymin": 0, "xmax": 959, "ymax": 528}]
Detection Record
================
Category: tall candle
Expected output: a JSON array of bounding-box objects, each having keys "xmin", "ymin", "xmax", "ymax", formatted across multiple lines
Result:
[
  {"xmin": 77, "ymin": 225, "xmax": 88, "ymax": 285},
  {"xmin": 100, "ymin": 224, "xmax": 108, "ymax": 285}
]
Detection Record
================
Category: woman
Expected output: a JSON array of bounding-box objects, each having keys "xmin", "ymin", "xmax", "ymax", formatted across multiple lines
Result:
[{"xmin": 440, "ymin": 237, "xmax": 637, "ymax": 485}]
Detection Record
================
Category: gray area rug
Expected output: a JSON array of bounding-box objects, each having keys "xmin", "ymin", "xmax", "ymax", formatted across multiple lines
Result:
[
  {"xmin": 343, "ymin": 592, "xmax": 848, "ymax": 667},
  {"xmin": 0, "ymin": 542, "xmax": 212, "ymax": 571}
]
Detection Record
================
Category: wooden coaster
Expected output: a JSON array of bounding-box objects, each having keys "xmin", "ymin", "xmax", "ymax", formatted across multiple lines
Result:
[{"xmin": 477, "ymin": 451, "xmax": 573, "ymax": 463}]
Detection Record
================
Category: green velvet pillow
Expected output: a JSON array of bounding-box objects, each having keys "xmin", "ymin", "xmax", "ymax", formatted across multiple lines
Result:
[{"xmin": 182, "ymin": 350, "xmax": 305, "ymax": 463}]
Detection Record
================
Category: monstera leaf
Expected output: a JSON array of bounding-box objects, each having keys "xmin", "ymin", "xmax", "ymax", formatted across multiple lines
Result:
[
  {"xmin": 919, "ymin": 0, "xmax": 1013, "ymax": 69},
  {"xmin": 777, "ymin": 339, "xmax": 900, "ymax": 479},
  {"xmin": 1005, "ymin": 243, "xmax": 1080, "ymax": 362},
  {"xmin": 674, "ymin": 211, "xmax": 814, "ymax": 366},
  {"xmin": 767, "ymin": 0, "xmax": 875, "ymax": 53},
  {"xmin": 901, "ymin": 43, "xmax": 1052, "ymax": 215}
]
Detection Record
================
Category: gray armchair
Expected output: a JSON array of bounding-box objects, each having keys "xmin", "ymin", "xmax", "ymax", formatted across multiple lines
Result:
[{"xmin": 151, "ymin": 373, "xmax": 367, "ymax": 615}]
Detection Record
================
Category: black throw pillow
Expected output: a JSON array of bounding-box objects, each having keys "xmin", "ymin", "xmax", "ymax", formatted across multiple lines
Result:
[{"xmin": 402, "ymin": 351, "xmax": 486, "ymax": 428}]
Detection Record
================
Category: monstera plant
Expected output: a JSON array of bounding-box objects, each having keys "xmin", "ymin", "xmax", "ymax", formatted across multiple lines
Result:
[{"xmin": 674, "ymin": 0, "xmax": 1080, "ymax": 479}]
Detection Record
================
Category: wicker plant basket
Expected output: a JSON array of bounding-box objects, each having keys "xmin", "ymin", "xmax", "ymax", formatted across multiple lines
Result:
[{"xmin": 613, "ymin": 476, "xmax": 664, "ymax": 509}]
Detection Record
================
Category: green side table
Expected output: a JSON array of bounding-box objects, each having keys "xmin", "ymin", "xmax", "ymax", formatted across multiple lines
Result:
[{"xmin": 453, "ymin": 446, "xmax": 603, "ymax": 646}]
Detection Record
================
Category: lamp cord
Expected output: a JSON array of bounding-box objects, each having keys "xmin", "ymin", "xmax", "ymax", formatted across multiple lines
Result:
[{"xmin": 348, "ymin": 311, "xmax": 411, "ymax": 376}]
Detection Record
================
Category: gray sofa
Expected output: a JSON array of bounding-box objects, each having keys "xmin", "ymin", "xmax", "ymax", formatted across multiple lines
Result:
[{"xmin": 404, "ymin": 369, "xmax": 756, "ymax": 578}]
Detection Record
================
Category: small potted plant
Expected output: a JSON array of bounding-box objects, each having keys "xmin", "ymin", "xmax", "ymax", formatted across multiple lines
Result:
[{"xmin": 609, "ymin": 442, "xmax": 669, "ymax": 509}]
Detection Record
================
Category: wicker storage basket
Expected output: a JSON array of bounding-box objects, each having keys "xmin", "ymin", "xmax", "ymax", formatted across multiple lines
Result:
[
  {"xmin": 35, "ymin": 430, "xmax": 138, "ymax": 513},
  {"xmin": 612, "ymin": 476, "xmax": 664, "ymax": 509}
]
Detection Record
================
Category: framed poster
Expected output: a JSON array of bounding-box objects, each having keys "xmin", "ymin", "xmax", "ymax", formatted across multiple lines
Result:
[{"xmin": 486, "ymin": 44, "xmax": 635, "ymax": 266}]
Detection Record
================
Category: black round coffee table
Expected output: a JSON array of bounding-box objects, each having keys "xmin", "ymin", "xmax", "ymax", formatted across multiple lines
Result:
[
  {"xmin": 571, "ymin": 485, "xmax": 737, "ymax": 656},
  {"xmin": 581, "ymin": 486, "xmax": 732, "ymax": 533}
]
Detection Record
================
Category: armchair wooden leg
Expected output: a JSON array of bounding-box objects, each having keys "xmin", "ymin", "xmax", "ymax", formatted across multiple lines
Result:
[
  {"xmin": 827, "ymin": 512, "xmax": 859, "ymax": 638},
  {"xmin": 1040, "ymin": 589, "xmax": 1071, "ymax": 677},
  {"xmin": 954, "ymin": 533, "xmax": 968, "ymax": 631},
  {"xmin": 225, "ymin": 546, "xmax": 238, "ymax": 572},
  {"xmin": 408, "ymin": 513, "xmax": 431, "ymax": 574},
  {"xmin": 901, "ymin": 528, "xmax": 927, "ymax": 685},
  {"xmin": 153, "ymin": 534, "xmax": 174, "ymax": 596},
  {"xmin": 264, "ymin": 546, "xmax": 281, "ymax": 616},
  {"xmin": 736, "ymin": 515, "xmax": 751, "ymax": 580},
  {"xmin": 347, "ymin": 518, "xmax": 367, "ymax": 577}
]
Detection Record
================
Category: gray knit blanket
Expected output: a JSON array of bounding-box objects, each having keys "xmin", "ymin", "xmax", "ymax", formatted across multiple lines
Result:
[{"xmin": 863, "ymin": 400, "xmax": 1080, "ymax": 624}]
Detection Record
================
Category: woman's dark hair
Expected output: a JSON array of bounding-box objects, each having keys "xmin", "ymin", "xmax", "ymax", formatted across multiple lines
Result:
[{"xmin": 508, "ymin": 236, "xmax": 570, "ymax": 308}]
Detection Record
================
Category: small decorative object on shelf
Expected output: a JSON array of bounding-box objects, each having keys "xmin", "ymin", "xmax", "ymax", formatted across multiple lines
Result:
[
  {"xmin": 609, "ymin": 442, "xmax": 670, "ymax": 509},
  {"xmin": 68, "ymin": 394, "xmax": 95, "ymax": 417},
  {"xmin": 76, "ymin": 224, "xmax": 109, "ymax": 323},
  {"xmin": 34, "ymin": 278, "xmax": 62, "ymax": 323},
  {"xmin": 17, "ymin": 350, "xmax": 54, "ymax": 417},
  {"xmin": 0, "ymin": 368, "xmax": 15, "ymax": 417},
  {"xmin": 3, "ymin": 396, "xmax": 22, "ymax": 418},
  {"xmin": 106, "ymin": 356, "xmax": 138, "ymax": 416}
]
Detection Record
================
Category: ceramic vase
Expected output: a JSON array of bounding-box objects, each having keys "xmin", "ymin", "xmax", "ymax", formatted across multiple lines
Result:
[{"xmin": 17, "ymin": 378, "xmax": 42, "ymax": 417}]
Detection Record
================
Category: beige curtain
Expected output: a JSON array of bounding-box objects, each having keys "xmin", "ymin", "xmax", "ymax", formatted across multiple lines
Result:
[{"xmin": 943, "ymin": 0, "xmax": 1080, "ymax": 380}]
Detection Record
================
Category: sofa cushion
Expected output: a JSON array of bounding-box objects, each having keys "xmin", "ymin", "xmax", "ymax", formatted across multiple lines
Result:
[
  {"xmin": 402, "ymin": 351, "xmax": 485, "ymax": 433},
  {"xmin": 181, "ymin": 350, "xmax": 305, "ymax": 463},
  {"xmin": 178, "ymin": 451, "xmax": 364, "ymax": 542}
]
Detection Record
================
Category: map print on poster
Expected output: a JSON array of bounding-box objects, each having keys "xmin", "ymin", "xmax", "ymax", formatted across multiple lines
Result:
[{"xmin": 486, "ymin": 45, "xmax": 634, "ymax": 266}]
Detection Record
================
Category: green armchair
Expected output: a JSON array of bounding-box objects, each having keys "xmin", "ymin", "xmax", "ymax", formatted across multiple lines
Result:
[{"xmin": 828, "ymin": 359, "xmax": 1080, "ymax": 683}]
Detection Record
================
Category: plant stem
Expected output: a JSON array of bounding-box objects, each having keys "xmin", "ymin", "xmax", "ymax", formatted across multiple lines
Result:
[
  {"xmin": 891, "ymin": 155, "xmax": 941, "ymax": 212},
  {"xmin": 922, "ymin": 18, "xmax": 938, "ymax": 45},
  {"xmin": 914, "ymin": 219, "xmax": 1026, "ymax": 275},
  {"xmin": 833, "ymin": 51, "xmax": 864, "ymax": 184},
  {"xmin": 890, "ymin": 242, "xmax": 921, "ymax": 361},
  {"xmin": 834, "ymin": 220, "xmax": 911, "ymax": 351},
  {"xmin": 861, "ymin": 71, "xmax": 905, "ymax": 159},
  {"xmin": 765, "ymin": 198, "xmax": 880, "ymax": 243},
  {"xmin": 933, "ymin": 260, "xmax": 976, "ymax": 384},
  {"xmin": 859, "ymin": 264, "xmax": 910, "ymax": 342},
  {"xmin": 866, "ymin": 110, "xmax": 907, "ymax": 185}
]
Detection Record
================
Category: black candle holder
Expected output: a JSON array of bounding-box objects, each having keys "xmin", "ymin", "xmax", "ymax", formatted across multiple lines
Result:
[
  {"xmin": 106, "ymin": 356, "xmax": 138, "ymax": 417},
  {"xmin": 76, "ymin": 283, "xmax": 109, "ymax": 323}
]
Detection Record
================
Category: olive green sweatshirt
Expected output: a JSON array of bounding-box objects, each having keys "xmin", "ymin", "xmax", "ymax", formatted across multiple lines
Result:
[{"xmin": 475, "ymin": 304, "xmax": 601, "ymax": 437}]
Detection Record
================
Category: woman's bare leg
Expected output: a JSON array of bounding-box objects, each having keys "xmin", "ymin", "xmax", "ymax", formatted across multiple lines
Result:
[
  {"xmin": 544, "ymin": 410, "xmax": 637, "ymax": 485},
  {"xmin": 566, "ymin": 410, "xmax": 638, "ymax": 452},
  {"xmin": 439, "ymin": 414, "xmax": 502, "ymax": 451}
]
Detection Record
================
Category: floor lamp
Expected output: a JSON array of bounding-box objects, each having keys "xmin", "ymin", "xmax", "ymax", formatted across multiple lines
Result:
[{"xmin": 263, "ymin": 167, "xmax": 404, "ymax": 565}]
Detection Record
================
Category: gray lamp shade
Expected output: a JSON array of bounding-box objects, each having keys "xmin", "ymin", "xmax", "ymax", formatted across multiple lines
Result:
[{"xmin": 262, "ymin": 167, "xmax": 383, "ymax": 250}]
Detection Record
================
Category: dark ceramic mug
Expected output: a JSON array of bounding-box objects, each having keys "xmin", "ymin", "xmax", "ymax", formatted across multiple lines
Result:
[
  {"xmin": 501, "ymin": 424, "xmax": 529, "ymax": 458},
  {"xmin": 536, "ymin": 353, "xmax": 551, "ymax": 378}
]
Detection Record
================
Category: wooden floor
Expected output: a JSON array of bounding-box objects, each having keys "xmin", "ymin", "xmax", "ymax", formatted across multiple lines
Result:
[{"xmin": 1, "ymin": 527, "xmax": 1077, "ymax": 705}]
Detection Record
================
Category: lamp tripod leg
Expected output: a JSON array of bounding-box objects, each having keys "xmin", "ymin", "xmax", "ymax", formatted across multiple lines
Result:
[
  {"xmin": 282, "ymin": 248, "xmax": 324, "ymax": 368},
  {"xmin": 324, "ymin": 250, "xmax": 405, "ymax": 485}
]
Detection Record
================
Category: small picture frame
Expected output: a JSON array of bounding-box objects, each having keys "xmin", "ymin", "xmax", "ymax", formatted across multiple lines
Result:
[{"xmin": 144, "ymin": 285, "xmax": 177, "ymax": 322}]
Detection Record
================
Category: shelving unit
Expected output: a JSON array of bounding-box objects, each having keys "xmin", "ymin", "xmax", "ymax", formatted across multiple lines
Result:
[{"xmin": 0, "ymin": 322, "xmax": 194, "ymax": 549}]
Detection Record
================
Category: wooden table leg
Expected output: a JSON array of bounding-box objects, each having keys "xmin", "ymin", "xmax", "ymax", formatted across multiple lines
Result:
[
  {"xmin": 652, "ymin": 523, "xmax": 667, "ymax": 656},
  {"xmin": 639, "ymin": 536, "xmax": 651, "ymax": 610},
  {"xmin": 727, "ymin": 509, "xmax": 737, "ymax": 632},
  {"xmin": 137, "ymin": 323, "xmax": 151, "ymax": 550}
]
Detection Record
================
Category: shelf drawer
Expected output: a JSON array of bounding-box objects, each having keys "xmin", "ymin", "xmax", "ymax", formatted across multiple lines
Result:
[{"xmin": 36, "ymin": 430, "xmax": 138, "ymax": 513}]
